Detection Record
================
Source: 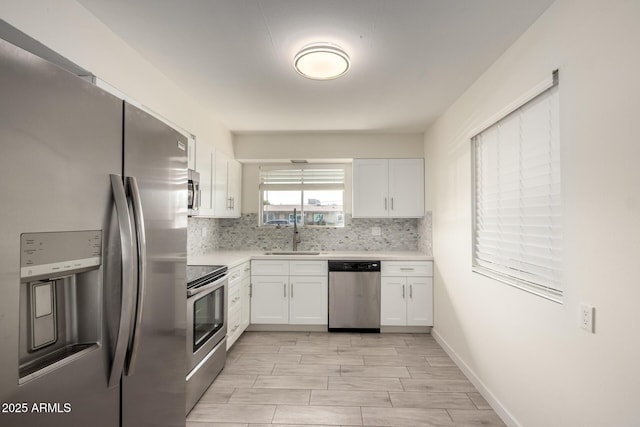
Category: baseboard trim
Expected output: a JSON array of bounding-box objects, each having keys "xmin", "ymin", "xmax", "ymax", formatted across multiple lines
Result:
[
  {"xmin": 431, "ymin": 328, "xmax": 521, "ymax": 427},
  {"xmin": 380, "ymin": 325, "xmax": 431, "ymax": 333}
]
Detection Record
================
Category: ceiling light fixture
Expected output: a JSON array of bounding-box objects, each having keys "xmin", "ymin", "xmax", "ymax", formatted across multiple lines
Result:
[{"xmin": 293, "ymin": 43, "xmax": 350, "ymax": 80}]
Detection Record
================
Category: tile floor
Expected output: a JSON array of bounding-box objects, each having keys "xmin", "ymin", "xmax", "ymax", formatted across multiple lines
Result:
[{"xmin": 186, "ymin": 332, "xmax": 505, "ymax": 427}]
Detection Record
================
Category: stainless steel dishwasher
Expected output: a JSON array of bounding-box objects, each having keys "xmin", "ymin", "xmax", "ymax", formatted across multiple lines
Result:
[{"xmin": 328, "ymin": 261, "xmax": 381, "ymax": 332}]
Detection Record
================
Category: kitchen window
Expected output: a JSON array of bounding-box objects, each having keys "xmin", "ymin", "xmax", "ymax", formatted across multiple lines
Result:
[
  {"xmin": 259, "ymin": 165, "xmax": 345, "ymax": 227},
  {"xmin": 472, "ymin": 70, "xmax": 562, "ymax": 302}
]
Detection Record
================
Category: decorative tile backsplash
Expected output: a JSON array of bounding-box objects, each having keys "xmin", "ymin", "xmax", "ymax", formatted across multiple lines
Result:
[{"xmin": 188, "ymin": 213, "xmax": 433, "ymax": 257}]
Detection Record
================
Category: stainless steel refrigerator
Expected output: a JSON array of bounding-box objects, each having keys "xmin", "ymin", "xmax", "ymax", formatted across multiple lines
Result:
[{"xmin": 0, "ymin": 37, "xmax": 187, "ymax": 427}]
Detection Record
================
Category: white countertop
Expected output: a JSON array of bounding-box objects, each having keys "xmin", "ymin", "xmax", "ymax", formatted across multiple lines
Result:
[{"xmin": 189, "ymin": 250, "xmax": 433, "ymax": 269}]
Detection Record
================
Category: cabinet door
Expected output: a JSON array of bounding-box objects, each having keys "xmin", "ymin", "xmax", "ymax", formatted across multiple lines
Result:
[
  {"xmin": 227, "ymin": 159, "xmax": 242, "ymax": 217},
  {"xmin": 406, "ymin": 277, "xmax": 433, "ymax": 326},
  {"xmin": 289, "ymin": 276, "xmax": 328, "ymax": 325},
  {"xmin": 187, "ymin": 136, "xmax": 196, "ymax": 170},
  {"xmin": 250, "ymin": 275, "xmax": 288, "ymax": 324},
  {"xmin": 195, "ymin": 141, "xmax": 215, "ymax": 216},
  {"xmin": 213, "ymin": 150, "xmax": 230, "ymax": 217},
  {"xmin": 241, "ymin": 276, "xmax": 251, "ymax": 332},
  {"xmin": 352, "ymin": 159, "xmax": 389, "ymax": 218},
  {"xmin": 388, "ymin": 158, "xmax": 424, "ymax": 217},
  {"xmin": 380, "ymin": 277, "xmax": 407, "ymax": 326}
]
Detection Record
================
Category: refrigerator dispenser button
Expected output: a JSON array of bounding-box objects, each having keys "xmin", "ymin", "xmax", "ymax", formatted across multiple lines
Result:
[
  {"xmin": 34, "ymin": 282, "xmax": 53, "ymax": 317},
  {"xmin": 30, "ymin": 281, "xmax": 57, "ymax": 350}
]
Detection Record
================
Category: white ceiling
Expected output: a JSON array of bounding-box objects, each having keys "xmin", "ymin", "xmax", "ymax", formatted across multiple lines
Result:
[{"xmin": 77, "ymin": 0, "xmax": 554, "ymax": 133}]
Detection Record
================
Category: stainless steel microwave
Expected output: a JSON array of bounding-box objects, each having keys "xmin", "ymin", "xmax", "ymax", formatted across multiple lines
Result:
[{"xmin": 188, "ymin": 169, "xmax": 200, "ymax": 216}]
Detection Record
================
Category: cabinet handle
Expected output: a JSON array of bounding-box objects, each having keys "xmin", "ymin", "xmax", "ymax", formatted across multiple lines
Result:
[
  {"xmin": 402, "ymin": 284, "xmax": 405, "ymax": 299},
  {"xmin": 400, "ymin": 268, "xmax": 414, "ymax": 271},
  {"xmin": 384, "ymin": 197, "xmax": 387, "ymax": 210},
  {"xmin": 249, "ymin": 283, "xmax": 252, "ymax": 297},
  {"xmin": 290, "ymin": 283, "xmax": 293, "ymax": 298},
  {"xmin": 284, "ymin": 283, "xmax": 286, "ymax": 298},
  {"xmin": 391, "ymin": 197, "xmax": 394, "ymax": 210},
  {"xmin": 410, "ymin": 284, "xmax": 413, "ymax": 299}
]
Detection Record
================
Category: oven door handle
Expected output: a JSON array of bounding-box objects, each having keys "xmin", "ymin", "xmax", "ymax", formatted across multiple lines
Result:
[{"xmin": 187, "ymin": 274, "xmax": 228, "ymax": 298}]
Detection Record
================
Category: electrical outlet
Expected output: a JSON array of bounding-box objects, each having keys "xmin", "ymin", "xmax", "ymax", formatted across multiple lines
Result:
[
  {"xmin": 580, "ymin": 304, "xmax": 595, "ymax": 333},
  {"xmin": 371, "ymin": 226, "xmax": 381, "ymax": 236}
]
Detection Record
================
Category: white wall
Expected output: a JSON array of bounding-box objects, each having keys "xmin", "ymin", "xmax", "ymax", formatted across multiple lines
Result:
[
  {"xmin": 234, "ymin": 132, "xmax": 424, "ymax": 161},
  {"xmin": 424, "ymin": 1, "xmax": 640, "ymax": 426},
  {"xmin": 0, "ymin": 0, "xmax": 233, "ymax": 155}
]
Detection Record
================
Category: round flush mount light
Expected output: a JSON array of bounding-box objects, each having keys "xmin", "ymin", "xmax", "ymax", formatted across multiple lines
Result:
[{"xmin": 293, "ymin": 43, "xmax": 350, "ymax": 80}]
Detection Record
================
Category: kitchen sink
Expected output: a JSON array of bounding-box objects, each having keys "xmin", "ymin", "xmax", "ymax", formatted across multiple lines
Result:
[{"xmin": 263, "ymin": 251, "xmax": 321, "ymax": 256}]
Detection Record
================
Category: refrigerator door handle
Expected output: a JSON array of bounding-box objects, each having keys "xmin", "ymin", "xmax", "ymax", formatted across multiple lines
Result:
[
  {"xmin": 125, "ymin": 176, "xmax": 147, "ymax": 376},
  {"xmin": 108, "ymin": 174, "xmax": 136, "ymax": 388}
]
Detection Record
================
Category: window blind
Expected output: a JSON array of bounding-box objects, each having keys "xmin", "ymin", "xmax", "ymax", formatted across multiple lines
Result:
[
  {"xmin": 472, "ymin": 77, "xmax": 562, "ymax": 302},
  {"xmin": 259, "ymin": 165, "xmax": 345, "ymax": 190}
]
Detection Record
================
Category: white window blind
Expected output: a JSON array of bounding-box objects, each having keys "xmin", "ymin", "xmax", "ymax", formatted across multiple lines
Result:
[
  {"xmin": 472, "ymin": 73, "xmax": 562, "ymax": 302},
  {"xmin": 259, "ymin": 165, "xmax": 345, "ymax": 190}
]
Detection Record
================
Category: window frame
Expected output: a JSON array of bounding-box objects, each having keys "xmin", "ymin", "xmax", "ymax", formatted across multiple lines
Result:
[
  {"xmin": 470, "ymin": 70, "xmax": 562, "ymax": 303},
  {"xmin": 259, "ymin": 164, "xmax": 346, "ymax": 228}
]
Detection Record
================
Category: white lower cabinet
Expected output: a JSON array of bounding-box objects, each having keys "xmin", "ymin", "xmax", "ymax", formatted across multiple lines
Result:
[
  {"xmin": 226, "ymin": 261, "xmax": 251, "ymax": 349},
  {"xmin": 251, "ymin": 260, "xmax": 328, "ymax": 325},
  {"xmin": 250, "ymin": 275, "xmax": 289, "ymax": 324},
  {"xmin": 381, "ymin": 261, "xmax": 433, "ymax": 327},
  {"xmin": 290, "ymin": 276, "xmax": 328, "ymax": 324}
]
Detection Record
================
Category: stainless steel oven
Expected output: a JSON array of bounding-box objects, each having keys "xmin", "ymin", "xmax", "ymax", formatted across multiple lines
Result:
[{"xmin": 185, "ymin": 265, "xmax": 228, "ymax": 413}]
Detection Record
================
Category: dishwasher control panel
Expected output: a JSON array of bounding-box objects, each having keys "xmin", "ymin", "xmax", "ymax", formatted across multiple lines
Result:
[{"xmin": 328, "ymin": 261, "xmax": 380, "ymax": 272}]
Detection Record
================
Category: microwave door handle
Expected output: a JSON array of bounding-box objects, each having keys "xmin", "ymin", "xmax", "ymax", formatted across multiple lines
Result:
[
  {"xmin": 195, "ymin": 181, "xmax": 201, "ymax": 211},
  {"xmin": 108, "ymin": 174, "xmax": 136, "ymax": 388},
  {"xmin": 125, "ymin": 176, "xmax": 146, "ymax": 376}
]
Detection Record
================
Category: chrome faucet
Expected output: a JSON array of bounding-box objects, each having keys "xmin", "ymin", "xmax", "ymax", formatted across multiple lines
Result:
[{"xmin": 292, "ymin": 208, "xmax": 301, "ymax": 251}]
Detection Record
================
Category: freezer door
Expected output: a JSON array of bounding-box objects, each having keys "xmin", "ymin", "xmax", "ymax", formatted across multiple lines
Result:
[
  {"xmin": 122, "ymin": 103, "xmax": 187, "ymax": 427},
  {"xmin": 0, "ymin": 38, "xmax": 121, "ymax": 426}
]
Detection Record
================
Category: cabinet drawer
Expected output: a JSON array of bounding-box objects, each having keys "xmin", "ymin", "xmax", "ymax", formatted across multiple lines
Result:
[
  {"xmin": 382, "ymin": 261, "xmax": 433, "ymax": 277},
  {"xmin": 290, "ymin": 261, "xmax": 327, "ymax": 276},
  {"xmin": 227, "ymin": 309, "xmax": 242, "ymax": 349},
  {"xmin": 251, "ymin": 260, "xmax": 289, "ymax": 276},
  {"xmin": 228, "ymin": 282, "xmax": 241, "ymax": 313},
  {"xmin": 228, "ymin": 261, "xmax": 251, "ymax": 285}
]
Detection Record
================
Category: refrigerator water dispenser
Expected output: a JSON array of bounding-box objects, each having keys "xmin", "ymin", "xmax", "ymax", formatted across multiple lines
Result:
[
  {"xmin": 18, "ymin": 231, "xmax": 102, "ymax": 382},
  {"xmin": 30, "ymin": 280, "xmax": 57, "ymax": 350}
]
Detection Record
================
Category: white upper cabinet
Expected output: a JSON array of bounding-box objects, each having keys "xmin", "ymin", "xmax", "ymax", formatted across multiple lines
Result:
[
  {"xmin": 214, "ymin": 150, "xmax": 242, "ymax": 218},
  {"xmin": 227, "ymin": 158, "xmax": 242, "ymax": 217},
  {"xmin": 353, "ymin": 159, "xmax": 389, "ymax": 217},
  {"xmin": 187, "ymin": 135, "xmax": 196, "ymax": 170},
  {"xmin": 194, "ymin": 140, "xmax": 215, "ymax": 217},
  {"xmin": 387, "ymin": 158, "xmax": 425, "ymax": 217},
  {"xmin": 352, "ymin": 158, "xmax": 424, "ymax": 218}
]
